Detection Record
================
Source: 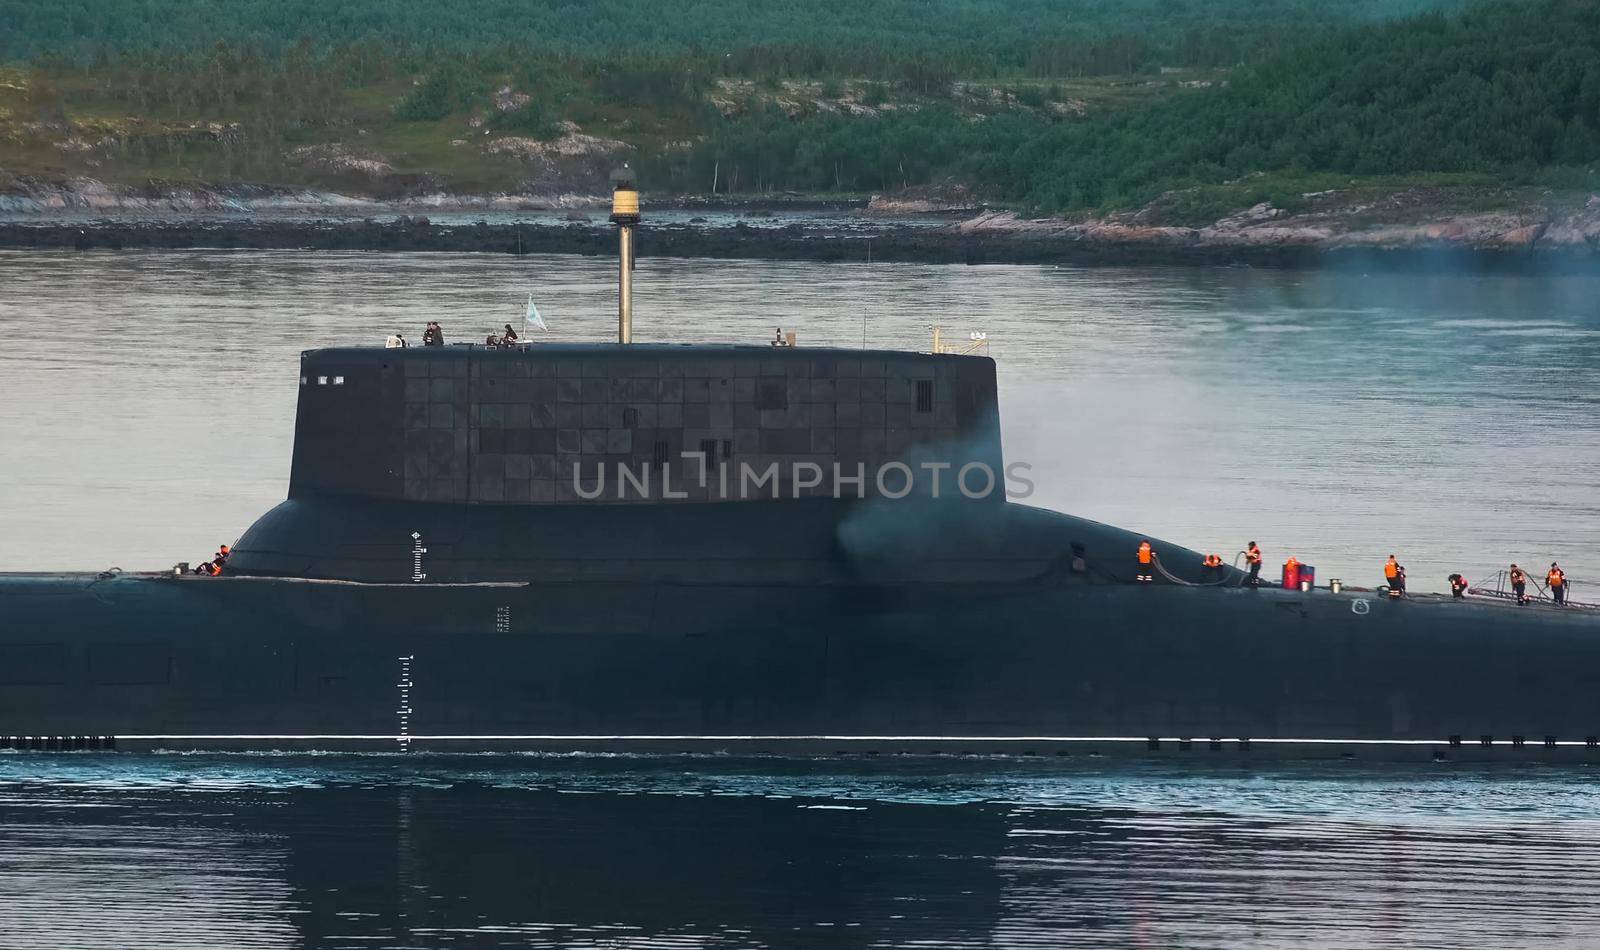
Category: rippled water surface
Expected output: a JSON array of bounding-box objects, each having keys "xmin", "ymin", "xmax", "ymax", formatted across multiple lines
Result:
[
  {"xmin": 1, "ymin": 249, "xmax": 1597, "ymax": 589},
  {"xmin": 2, "ymin": 251, "xmax": 1599, "ymax": 945},
  {"xmin": 2, "ymin": 755, "xmax": 1599, "ymax": 949}
]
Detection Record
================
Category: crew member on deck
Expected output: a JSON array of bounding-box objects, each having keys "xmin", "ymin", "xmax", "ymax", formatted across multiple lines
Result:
[
  {"xmin": 1384, "ymin": 555, "xmax": 1402, "ymax": 594},
  {"xmin": 1136, "ymin": 540, "xmax": 1154, "ymax": 583},
  {"xmin": 502, "ymin": 324, "xmax": 519, "ymax": 345},
  {"xmin": 1549, "ymin": 562, "xmax": 1568, "ymax": 606},
  {"xmin": 1202, "ymin": 553, "xmax": 1224, "ymax": 581},
  {"xmin": 1245, "ymin": 542, "xmax": 1262, "ymax": 586},
  {"xmin": 1448, "ymin": 572, "xmax": 1469, "ymax": 599},
  {"xmin": 423, "ymin": 321, "xmax": 444, "ymax": 346},
  {"xmin": 1510, "ymin": 564, "xmax": 1528, "ymax": 604}
]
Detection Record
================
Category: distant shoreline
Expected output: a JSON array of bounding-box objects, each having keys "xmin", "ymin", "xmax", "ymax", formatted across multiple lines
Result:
[{"xmin": 4, "ymin": 216, "xmax": 1599, "ymax": 273}]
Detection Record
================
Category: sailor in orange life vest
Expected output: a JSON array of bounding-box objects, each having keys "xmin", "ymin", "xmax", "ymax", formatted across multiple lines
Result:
[
  {"xmin": 1448, "ymin": 573, "xmax": 1469, "ymax": 599},
  {"xmin": 1548, "ymin": 562, "xmax": 1568, "ymax": 606},
  {"xmin": 1136, "ymin": 540, "xmax": 1154, "ymax": 583},
  {"xmin": 1244, "ymin": 542, "xmax": 1262, "ymax": 586},
  {"xmin": 1384, "ymin": 554, "xmax": 1404, "ymax": 594},
  {"xmin": 1510, "ymin": 564, "xmax": 1528, "ymax": 604},
  {"xmin": 1201, "ymin": 553, "xmax": 1225, "ymax": 581}
]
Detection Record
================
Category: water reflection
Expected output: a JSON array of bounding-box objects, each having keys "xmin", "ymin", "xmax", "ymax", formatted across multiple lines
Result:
[{"xmin": 2, "ymin": 755, "xmax": 1600, "ymax": 948}]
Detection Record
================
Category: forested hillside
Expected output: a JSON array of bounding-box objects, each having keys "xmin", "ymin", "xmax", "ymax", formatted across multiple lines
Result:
[
  {"xmin": 2, "ymin": 0, "xmax": 1463, "ymax": 73},
  {"xmin": 727, "ymin": 0, "xmax": 1600, "ymax": 211},
  {"xmin": 3, "ymin": 0, "xmax": 1594, "ymax": 217}
]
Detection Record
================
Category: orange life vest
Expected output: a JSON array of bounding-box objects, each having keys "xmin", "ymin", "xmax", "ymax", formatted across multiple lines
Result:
[
  {"xmin": 1138, "ymin": 542, "xmax": 1153, "ymax": 565},
  {"xmin": 1510, "ymin": 568, "xmax": 1525, "ymax": 585},
  {"xmin": 1384, "ymin": 559, "xmax": 1399, "ymax": 580},
  {"xmin": 1245, "ymin": 546, "xmax": 1261, "ymax": 565},
  {"xmin": 1203, "ymin": 554, "xmax": 1223, "ymax": 568},
  {"xmin": 1549, "ymin": 569, "xmax": 1564, "ymax": 587}
]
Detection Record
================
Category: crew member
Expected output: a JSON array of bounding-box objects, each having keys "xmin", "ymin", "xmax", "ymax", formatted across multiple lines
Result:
[
  {"xmin": 1245, "ymin": 542, "xmax": 1262, "ymax": 587},
  {"xmin": 1548, "ymin": 562, "xmax": 1567, "ymax": 606},
  {"xmin": 1384, "ymin": 555, "xmax": 1401, "ymax": 593},
  {"xmin": 1202, "ymin": 553, "xmax": 1224, "ymax": 581},
  {"xmin": 502, "ymin": 323, "xmax": 519, "ymax": 345},
  {"xmin": 424, "ymin": 321, "xmax": 445, "ymax": 347},
  {"xmin": 1448, "ymin": 573, "xmax": 1468, "ymax": 599},
  {"xmin": 214, "ymin": 544, "xmax": 230, "ymax": 569},
  {"xmin": 1510, "ymin": 563, "xmax": 1528, "ymax": 605},
  {"xmin": 1136, "ymin": 540, "xmax": 1154, "ymax": 583}
]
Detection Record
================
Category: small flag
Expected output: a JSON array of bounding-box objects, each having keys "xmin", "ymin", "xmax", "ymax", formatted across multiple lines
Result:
[{"xmin": 525, "ymin": 293, "xmax": 548, "ymax": 332}]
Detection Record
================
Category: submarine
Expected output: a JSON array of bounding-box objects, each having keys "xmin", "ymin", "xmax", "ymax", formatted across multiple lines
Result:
[{"xmin": 3, "ymin": 175, "xmax": 1599, "ymax": 761}]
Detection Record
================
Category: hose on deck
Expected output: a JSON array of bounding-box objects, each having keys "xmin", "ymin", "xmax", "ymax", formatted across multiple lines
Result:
[{"xmin": 1150, "ymin": 552, "xmax": 1241, "ymax": 588}]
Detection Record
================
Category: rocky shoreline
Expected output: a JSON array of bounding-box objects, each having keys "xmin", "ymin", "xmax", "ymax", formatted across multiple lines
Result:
[
  {"xmin": 6, "ymin": 215, "xmax": 1600, "ymax": 272},
  {"xmin": 4, "ymin": 178, "xmax": 1600, "ymax": 271}
]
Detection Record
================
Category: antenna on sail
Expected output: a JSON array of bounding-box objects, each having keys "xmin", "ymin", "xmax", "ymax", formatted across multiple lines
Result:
[{"xmin": 610, "ymin": 164, "xmax": 640, "ymax": 344}]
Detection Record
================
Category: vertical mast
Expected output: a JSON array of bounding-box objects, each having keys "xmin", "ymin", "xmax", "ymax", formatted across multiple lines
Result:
[{"xmin": 609, "ymin": 165, "xmax": 640, "ymax": 344}]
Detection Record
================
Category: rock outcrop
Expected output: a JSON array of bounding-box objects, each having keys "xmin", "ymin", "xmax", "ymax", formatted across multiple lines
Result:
[
  {"xmin": 0, "ymin": 177, "xmax": 605, "ymax": 214},
  {"xmin": 943, "ymin": 198, "xmax": 1600, "ymax": 257}
]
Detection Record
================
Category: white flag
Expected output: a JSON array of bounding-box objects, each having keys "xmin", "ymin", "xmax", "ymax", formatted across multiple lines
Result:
[{"xmin": 525, "ymin": 293, "xmax": 548, "ymax": 332}]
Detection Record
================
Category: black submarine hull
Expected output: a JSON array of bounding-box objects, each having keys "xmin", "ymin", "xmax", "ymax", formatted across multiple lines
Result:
[
  {"xmin": 6, "ymin": 344, "xmax": 1596, "ymax": 760},
  {"xmin": 5, "ymin": 532, "xmax": 1599, "ymax": 761}
]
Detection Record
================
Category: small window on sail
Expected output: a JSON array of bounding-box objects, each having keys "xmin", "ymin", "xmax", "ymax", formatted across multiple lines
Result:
[
  {"xmin": 699, "ymin": 438, "xmax": 719, "ymax": 463},
  {"xmin": 915, "ymin": 380, "xmax": 933, "ymax": 413},
  {"xmin": 317, "ymin": 376, "xmax": 329, "ymax": 386},
  {"xmin": 652, "ymin": 440, "xmax": 670, "ymax": 466},
  {"xmin": 333, "ymin": 376, "xmax": 345, "ymax": 386}
]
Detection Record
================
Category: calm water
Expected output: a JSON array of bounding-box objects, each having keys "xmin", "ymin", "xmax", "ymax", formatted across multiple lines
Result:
[
  {"xmin": 1, "ymin": 754, "xmax": 1599, "ymax": 949},
  {"xmin": 3, "ymin": 250, "xmax": 1600, "ymax": 948},
  {"xmin": 1, "ymin": 249, "xmax": 1597, "ymax": 589}
]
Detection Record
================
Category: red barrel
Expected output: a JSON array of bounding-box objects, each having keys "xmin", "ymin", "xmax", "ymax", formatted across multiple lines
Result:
[{"xmin": 1282, "ymin": 561, "xmax": 1301, "ymax": 590}]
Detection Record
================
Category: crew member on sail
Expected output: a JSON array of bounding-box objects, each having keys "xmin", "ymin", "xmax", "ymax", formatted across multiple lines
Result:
[
  {"xmin": 1510, "ymin": 564, "xmax": 1528, "ymax": 604},
  {"xmin": 1549, "ymin": 563, "xmax": 1568, "ymax": 606}
]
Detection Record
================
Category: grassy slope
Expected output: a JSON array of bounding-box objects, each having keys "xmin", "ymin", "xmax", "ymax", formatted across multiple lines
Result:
[{"xmin": 0, "ymin": 65, "xmax": 1222, "ymax": 197}]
